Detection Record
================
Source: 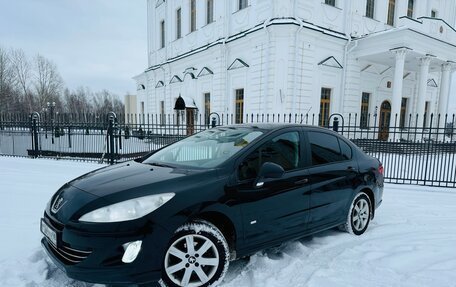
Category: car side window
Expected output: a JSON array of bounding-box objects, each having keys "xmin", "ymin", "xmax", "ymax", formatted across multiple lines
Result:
[
  {"xmin": 339, "ymin": 139, "xmax": 352, "ymax": 160},
  {"xmin": 238, "ymin": 131, "xmax": 300, "ymax": 181},
  {"xmin": 308, "ymin": 132, "xmax": 349, "ymax": 165}
]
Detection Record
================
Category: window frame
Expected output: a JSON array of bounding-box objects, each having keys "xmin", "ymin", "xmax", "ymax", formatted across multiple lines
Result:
[
  {"xmin": 365, "ymin": 0, "xmax": 375, "ymax": 19},
  {"xmin": 234, "ymin": 128, "xmax": 307, "ymax": 183},
  {"xmin": 424, "ymin": 101, "xmax": 431, "ymax": 127},
  {"xmin": 204, "ymin": 92, "xmax": 211, "ymax": 125},
  {"xmin": 399, "ymin": 97, "xmax": 408, "ymax": 129},
  {"xmin": 387, "ymin": 0, "xmax": 396, "ymax": 26},
  {"xmin": 235, "ymin": 88, "xmax": 244, "ymax": 124},
  {"xmin": 190, "ymin": 0, "xmax": 197, "ymax": 32},
  {"xmin": 238, "ymin": 0, "xmax": 248, "ymax": 10},
  {"xmin": 160, "ymin": 100, "xmax": 165, "ymax": 125},
  {"xmin": 319, "ymin": 87, "xmax": 331, "ymax": 127},
  {"xmin": 176, "ymin": 8, "xmax": 182, "ymax": 39},
  {"xmin": 360, "ymin": 92, "xmax": 370, "ymax": 129},
  {"xmin": 206, "ymin": 0, "xmax": 214, "ymax": 24},
  {"xmin": 305, "ymin": 130, "xmax": 353, "ymax": 167},
  {"xmin": 160, "ymin": 19, "xmax": 165, "ymax": 48},
  {"xmin": 407, "ymin": 0, "xmax": 414, "ymax": 18},
  {"xmin": 324, "ymin": 0, "xmax": 336, "ymax": 7}
]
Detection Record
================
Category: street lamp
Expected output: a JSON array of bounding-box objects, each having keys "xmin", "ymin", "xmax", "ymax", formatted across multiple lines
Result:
[
  {"xmin": 41, "ymin": 107, "xmax": 48, "ymax": 138},
  {"xmin": 47, "ymin": 101, "xmax": 56, "ymax": 144}
]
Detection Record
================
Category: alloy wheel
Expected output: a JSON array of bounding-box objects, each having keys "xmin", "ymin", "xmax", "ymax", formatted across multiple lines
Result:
[
  {"xmin": 352, "ymin": 198, "xmax": 370, "ymax": 231},
  {"xmin": 164, "ymin": 234, "xmax": 220, "ymax": 287}
]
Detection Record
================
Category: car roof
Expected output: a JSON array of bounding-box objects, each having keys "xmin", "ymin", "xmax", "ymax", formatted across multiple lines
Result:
[{"xmin": 220, "ymin": 123, "xmax": 332, "ymax": 132}]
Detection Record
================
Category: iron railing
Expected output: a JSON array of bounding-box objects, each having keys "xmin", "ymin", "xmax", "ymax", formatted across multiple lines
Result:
[{"xmin": 0, "ymin": 112, "xmax": 455, "ymax": 187}]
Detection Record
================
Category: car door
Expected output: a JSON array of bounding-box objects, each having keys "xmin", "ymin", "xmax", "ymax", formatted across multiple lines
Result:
[
  {"xmin": 305, "ymin": 130, "xmax": 358, "ymax": 232},
  {"xmin": 231, "ymin": 129, "xmax": 311, "ymax": 249}
]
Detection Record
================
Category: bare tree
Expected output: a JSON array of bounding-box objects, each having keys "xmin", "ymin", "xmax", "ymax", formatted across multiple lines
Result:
[
  {"xmin": 11, "ymin": 49, "xmax": 30, "ymax": 95},
  {"xmin": 33, "ymin": 54, "xmax": 63, "ymax": 109},
  {"xmin": 92, "ymin": 90, "xmax": 125, "ymax": 116},
  {"xmin": 62, "ymin": 86, "xmax": 92, "ymax": 114},
  {"xmin": 10, "ymin": 48, "xmax": 33, "ymax": 112},
  {"xmin": 0, "ymin": 47, "xmax": 15, "ymax": 112},
  {"xmin": 0, "ymin": 45, "xmax": 126, "ymax": 115}
]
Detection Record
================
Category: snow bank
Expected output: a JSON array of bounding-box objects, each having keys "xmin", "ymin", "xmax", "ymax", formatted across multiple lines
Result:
[
  {"xmin": 1, "ymin": 157, "xmax": 455, "ymax": 287},
  {"xmin": 0, "ymin": 249, "xmax": 101, "ymax": 287}
]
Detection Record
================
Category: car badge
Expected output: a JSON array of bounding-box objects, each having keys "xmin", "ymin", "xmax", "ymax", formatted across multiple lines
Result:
[{"xmin": 51, "ymin": 196, "xmax": 67, "ymax": 213}]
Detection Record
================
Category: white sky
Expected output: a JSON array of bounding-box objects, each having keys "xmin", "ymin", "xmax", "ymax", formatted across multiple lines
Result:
[{"xmin": 0, "ymin": 0, "xmax": 147, "ymax": 97}]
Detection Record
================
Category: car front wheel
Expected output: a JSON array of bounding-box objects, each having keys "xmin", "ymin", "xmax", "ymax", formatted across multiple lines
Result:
[
  {"xmin": 160, "ymin": 221, "xmax": 230, "ymax": 287},
  {"xmin": 343, "ymin": 192, "xmax": 372, "ymax": 236}
]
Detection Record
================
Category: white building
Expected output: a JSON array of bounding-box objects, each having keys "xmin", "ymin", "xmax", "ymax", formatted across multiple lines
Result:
[
  {"xmin": 134, "ymin": 0, "xmax": 456, "ymax": 137},
  {"xmin": 124, "ymin": 94, "xmax": 138, "ymax": 123}
]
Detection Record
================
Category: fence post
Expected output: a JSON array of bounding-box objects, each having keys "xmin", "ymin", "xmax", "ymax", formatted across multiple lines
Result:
[
  {"xmin": 30, "ymin": 112, "xmax": 40, "ymax": 158},
  {"xmin": 68, "ymin": 125, "xmax": 72, "ymax": 149},
  {"xmin": 32, "ymin": 118, "xmax": 39, "ymax": 158},
  {"xmin": 333, "ymin": 117, "xmax": 339, "ymax": 132},
  {"xmin": 108, "ymin": 117, "xmax": 115, "ymax": 165}
]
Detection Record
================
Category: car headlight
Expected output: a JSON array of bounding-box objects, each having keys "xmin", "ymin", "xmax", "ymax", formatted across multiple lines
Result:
[{"xmin": 79, "ymin": 193, "xmax": 175, "ymax": 223}]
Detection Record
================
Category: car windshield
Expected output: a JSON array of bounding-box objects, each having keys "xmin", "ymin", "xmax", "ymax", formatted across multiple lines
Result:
[{"xmin": 143, "ymin": 127, "xmax": 263, "ymax": 168}]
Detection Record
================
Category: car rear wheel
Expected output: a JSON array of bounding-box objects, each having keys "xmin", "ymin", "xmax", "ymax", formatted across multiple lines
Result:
[
  {"xmin": 343, "ymin": 192, "xmax": 372, "ymax": 236},
  {"xmin": 160, "ymin": 221, "xmax": 230, "ymax": 287}
]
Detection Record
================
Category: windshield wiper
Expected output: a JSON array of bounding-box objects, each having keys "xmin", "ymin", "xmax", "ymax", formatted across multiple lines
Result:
[{"xmin": 145, "ymin": 162, "xmax": 174, "ymax": 168}]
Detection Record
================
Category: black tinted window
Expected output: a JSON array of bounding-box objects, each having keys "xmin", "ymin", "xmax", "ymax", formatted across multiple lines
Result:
[
  {"xmin": 308, "ymin": 132, "xmax": 348, "ymax": 165},
  {"xmin": 239, "ymin": 132, "xmax": 300, "ymax": 180},
  {"xmin": 339, "ymin": 139, "xmax": 352, "ymax": 160}
]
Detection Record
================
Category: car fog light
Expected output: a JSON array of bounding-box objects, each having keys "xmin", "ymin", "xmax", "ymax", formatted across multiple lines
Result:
[{"xmin": 122, "ymin": 240, "xmax": 142, "ymax": 263}]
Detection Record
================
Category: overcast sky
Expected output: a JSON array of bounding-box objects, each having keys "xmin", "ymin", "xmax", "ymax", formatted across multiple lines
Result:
[
  {"xmin": 0, "ymin": 0, "xmax": 147, "ymax": 97},
  {"xmin": 1, "ymin": 1, "xmax": 455, "ymax": 113}
]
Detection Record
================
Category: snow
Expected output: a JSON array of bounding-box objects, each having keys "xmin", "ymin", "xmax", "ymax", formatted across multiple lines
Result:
[{"xmin": 1, "ymin": 156, "xmax": 456, "ymax": 287}]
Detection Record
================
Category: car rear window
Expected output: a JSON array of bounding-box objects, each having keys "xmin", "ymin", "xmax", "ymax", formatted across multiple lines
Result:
[
  {"xmin": 308, "ymin": 132, "xmax": 350, "ymax": 165},
  {"xmin": 339, "ymin": 139, "xmax": 352, "ymax": 160}
]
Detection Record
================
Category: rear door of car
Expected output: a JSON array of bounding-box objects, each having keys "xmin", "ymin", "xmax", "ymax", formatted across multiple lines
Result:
[
  {"xmin": 232, "ymin": 127, "xmax": 311, "ymax": 249},
  {"xmin": 304, "ymin": 130, "xmax": 358, "ymax": 232}
]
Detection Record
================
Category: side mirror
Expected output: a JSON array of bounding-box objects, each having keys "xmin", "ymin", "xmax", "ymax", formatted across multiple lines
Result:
[{"xmin": 255, "ymin": 162, "xmax": 285, "ymax": 188}]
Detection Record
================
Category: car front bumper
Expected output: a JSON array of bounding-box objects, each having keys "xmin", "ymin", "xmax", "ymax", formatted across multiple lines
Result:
[{"xmin": 41, "ymin": 213, "xmax": 172, "ymax": 285}]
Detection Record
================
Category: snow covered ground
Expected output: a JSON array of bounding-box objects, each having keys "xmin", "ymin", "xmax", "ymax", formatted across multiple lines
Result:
[{"xmin": 0, "ymin": 156, "xmax": 456, "ymax": 287}]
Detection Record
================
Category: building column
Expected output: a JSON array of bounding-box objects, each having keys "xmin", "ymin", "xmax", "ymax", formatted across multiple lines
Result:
[
  {"xmin": 438, "ymin": 63, "xmax": 452, "ymax": 120},
  {"xmin": 390, "ymin": 48, "xmax": 407, "ymax": 127},
  {"xmin": 415, "ymin": 56, "xmax": 432, "ymax": 126}
]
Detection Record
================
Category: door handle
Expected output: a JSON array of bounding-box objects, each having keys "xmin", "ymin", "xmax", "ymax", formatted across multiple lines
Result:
[
  {"xmin": 346, "ymin": 166, "xmax": 356, "ymax": 172},
  {"xmin": 295, "ymin": 178, "xmax": 309, "ymax": 185}
]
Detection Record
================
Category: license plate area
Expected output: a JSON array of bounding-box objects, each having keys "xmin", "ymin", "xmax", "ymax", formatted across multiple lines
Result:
[{"xmin": 41, "ymin": 219, "xmax": 58, "ymax": 247}]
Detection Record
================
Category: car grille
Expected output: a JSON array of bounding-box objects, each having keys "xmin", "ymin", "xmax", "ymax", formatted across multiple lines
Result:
[
  {"xmin": 44, "ymin": 213, "xmax": 92, "ymax": 265},
  {"xmin": 47, "ymin": 241, "xmax": 92, "ymax": 265}
]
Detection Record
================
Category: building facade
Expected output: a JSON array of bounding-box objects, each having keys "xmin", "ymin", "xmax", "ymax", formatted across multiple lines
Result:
[
  {"xmin": 134, "ymin": 0, "xmax": 456, "ymax": 135},
  {"xmin": 124, "ymin": 94, "xmax": 138, "ymax": 123}
]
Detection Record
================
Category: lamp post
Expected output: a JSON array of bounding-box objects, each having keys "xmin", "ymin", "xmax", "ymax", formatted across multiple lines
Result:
[
  {"xmin": 41, "ymin": 107, "xmax": 48, "ymax": 139},
  {"xmin": 47, "ymin": 101, "xmax": 56, "ymax": 144}
]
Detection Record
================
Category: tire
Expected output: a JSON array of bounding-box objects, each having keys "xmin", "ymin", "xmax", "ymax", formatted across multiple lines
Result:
[
  {"xmin": 343, "ymin": 192, "xmax": 372, "ymax": 236},
  {"xmin": 160, "ymin": 221, "xmax": 230, "ymax": 287}
]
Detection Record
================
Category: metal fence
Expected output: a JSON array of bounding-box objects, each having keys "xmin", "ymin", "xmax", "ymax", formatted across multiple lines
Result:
[{"xmin": 0, "ymin": 111, "xmax": 455, "ymax": 187}]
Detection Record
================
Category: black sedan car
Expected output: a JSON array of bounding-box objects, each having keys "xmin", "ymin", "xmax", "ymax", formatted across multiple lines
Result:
[{"xmin": 41, "ymin": 124, "xmax": 383, "ymax": 287}]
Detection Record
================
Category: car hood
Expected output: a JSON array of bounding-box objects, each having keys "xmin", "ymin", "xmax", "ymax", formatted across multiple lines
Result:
[
  {"xmin": 47, "ymin": 161, "xmax": 215, "ymax": 223},
  {"xmin": 68, "ymin": 161, "xmax": 190, "ymax": 197}
]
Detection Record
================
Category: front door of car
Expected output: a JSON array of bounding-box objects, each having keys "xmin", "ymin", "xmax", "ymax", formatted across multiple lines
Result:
[
  {"xmin": 305, "ymin": 131, "xmax": 358, "ymax": 232},
  {"xmin": 232, "ymin": 130, "xmax": 311, "ymax": 249}
]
